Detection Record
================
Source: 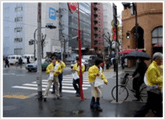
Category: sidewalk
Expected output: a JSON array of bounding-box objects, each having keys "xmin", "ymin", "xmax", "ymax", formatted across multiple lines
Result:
[
  {"xmin": 3, "ymin": 92, "xmax": 155, "ymax": 117},
  {"xmin": 3, "ymin": 66, "xmax": 157, "ymax": 118}
]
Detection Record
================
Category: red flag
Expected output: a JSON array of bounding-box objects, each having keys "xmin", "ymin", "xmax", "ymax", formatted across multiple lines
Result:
[{"xmin": 67, "ymin": 3, "xmax": 78, "ymax": 14}]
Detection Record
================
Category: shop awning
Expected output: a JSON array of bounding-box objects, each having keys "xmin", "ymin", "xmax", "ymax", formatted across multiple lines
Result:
[
  {"xmin": 154, "ymin": 43, "xmax": 162, "ymax": 47},
  {"xmin": 118, "ymin": 49, "xmax": 145, "ymax": 54}
]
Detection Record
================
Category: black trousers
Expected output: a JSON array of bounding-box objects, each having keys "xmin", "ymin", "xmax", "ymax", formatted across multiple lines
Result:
[
  {"xmin": 73, "ymin": 78, "xmax": 80, "ymax": 94},
  {"xmin": 134, "ymin": 91, "xmax": 162, "ymax": 117},
  {"xmin": 133, "ymin": 76, "xmax": 144, "ymax": 99}
]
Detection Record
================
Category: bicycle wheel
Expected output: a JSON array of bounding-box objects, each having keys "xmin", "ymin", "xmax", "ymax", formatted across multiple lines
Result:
[
  {"xmin": 139, "ymin": 86, "xmax": 147, "ymax": 102},
  {"xmin": 111, "ymin": 85, "xmax": 129, "ymax": 101}
]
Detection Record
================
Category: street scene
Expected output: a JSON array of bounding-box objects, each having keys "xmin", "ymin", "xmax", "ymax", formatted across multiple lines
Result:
[{"xmin": 2, "ymin": 1, "xmax": 163, "ymax": 118}]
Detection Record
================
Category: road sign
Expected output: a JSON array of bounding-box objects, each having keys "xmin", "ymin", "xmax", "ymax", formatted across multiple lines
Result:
[{"xmin": 49, "ymin": 7, "xmax": 56, "ymax": 20}]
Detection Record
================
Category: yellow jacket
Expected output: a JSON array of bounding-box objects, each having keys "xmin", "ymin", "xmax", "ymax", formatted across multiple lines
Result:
[
  {"xmin": 88, "ymin": 65, "xmax": 108, "ymax": 84},
  {"xmin": 146, "ymin": 61, "xmax": 163, "ymax": 89},
  {"xmin": 46, "ymin": 63, "xmax": 62, "ymax": 76},
  {"xmin": 158, "ymin": 64, "xmax": 163, "ymax": 76},
  {"xmin": 72, "ymin": 63, "xmax": 85, "ymax": 75},
  {"xmin": 56, "ymin": 61, "xmax": 66, "ymax": 73}
]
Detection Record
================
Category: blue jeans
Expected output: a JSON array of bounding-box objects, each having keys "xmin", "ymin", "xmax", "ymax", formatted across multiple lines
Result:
[{"xmin": 52, "ymin": 73, "xmax": 63, "ymax": 93}]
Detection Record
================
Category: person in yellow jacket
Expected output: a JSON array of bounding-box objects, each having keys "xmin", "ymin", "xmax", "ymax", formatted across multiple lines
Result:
[
  {"xmin": 134, "ymin": 52, "xmax": 163, "ymax": 117},
  {"xmin": 72, "ymin": 56, "xmax": 85, "ymax": 97},
  {"xmin": 52, "ymin": 54, "xmax": 66, "ymax": 97},
  {"xmin": 43, "ymin": 56, "xmax": 62, "ymax": 99},
  {"xmin": 88, "ymin": 58, "xmax": 108, "ymax": 111}
]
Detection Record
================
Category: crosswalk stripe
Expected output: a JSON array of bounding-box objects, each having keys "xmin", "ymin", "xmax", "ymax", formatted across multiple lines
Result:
[
  {"xmin": 12, "ymin": 86, "xmax": 76, "ymax": 93},
  {"xmin": 23, "ymin": 83, "xmax": 88, "ymax": 90},
  {"xmin": 41, "ymin": 79, "xmax": 89, "ymax": 84},
  {"xmin": 31, "ymin": 81, "xmax": 91, "ymax": 87},
  {"xmin": 11, "ymin": 74, "xmax": 91, "ymax": 94}
]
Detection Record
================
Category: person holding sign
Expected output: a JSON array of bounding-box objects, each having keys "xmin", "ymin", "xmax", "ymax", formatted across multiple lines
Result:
[
  {"xmin": 72, "ymin": 56, "xmax": 85, "ymax": 97},
  {"xmin": 43, "ymin": 56, "xmax": 62, "ymax": 99},
  {"xmin": 88, "ymin": 58, "xmax": 108, "ymax": 111}
]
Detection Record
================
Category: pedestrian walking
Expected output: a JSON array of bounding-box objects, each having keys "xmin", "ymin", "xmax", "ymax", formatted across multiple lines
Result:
[
  {"xmin": 88, "ymin": 58, "xmax": 108, "ymax": 111},
  {"xmin": 18, "ymin": 57, "xmax": 23, "ymax": 68},
  {"xmin": 43, "ymin": 56, "xmax": 62, "ymax": 99},
  {"xmin": 121, "ymin": 55, "xmax": 125, "ymax": 69},
  {"xmin": 72, "ymin": 56, "xmax": 85, "ymax": 97},
  {"xmin": 111, "ymin": 57, "xmax": 116, "ymax": 72},
  {"xmin": 27, "ymin": 57, "xmax": 30, "ymax": 63},
  {"xmin": 130, "ymin": 58, "xmax": 148, "ymax": 101},
  {"xmin": 5, "ymin": 57, "xmax": 9, "ymax": 68},
  {"xmin": 52, "ymin": 54, "xmax": 66, "ymax": 97},
  {"xmin": 134, "ymin": 52, "xmax": 163, "ymax": 117}
]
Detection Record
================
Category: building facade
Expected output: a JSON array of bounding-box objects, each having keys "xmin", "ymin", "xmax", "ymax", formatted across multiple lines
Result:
[
  {"xmin": 68, "ymin": 3, "xmax": 91, "ymax": 50},
  {"xmin": 3, "ymin": 3, "xmax": 60, "ymax": 58},
  {"xmin": 122, "ymin": 3, "xmax": 163, "ymax": 66},
  {"xmin": 91, "ymin": 3, "xmax": 104, "ymax": 56}
]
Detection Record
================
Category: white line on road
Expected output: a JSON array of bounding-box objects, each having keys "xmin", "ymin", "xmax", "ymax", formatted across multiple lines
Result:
[
  {"xmin": 22, "ymin": 83, "xmax": 88, "ymax": 90},
  {"xmin": 12, "ymin": 86, "xmax": 76, "ymax": 93}
]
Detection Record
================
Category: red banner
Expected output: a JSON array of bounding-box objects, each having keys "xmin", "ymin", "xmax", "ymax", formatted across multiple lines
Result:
[{"xmin": 67, "ymin": 3, "xmax": 78, "ymax": 14}]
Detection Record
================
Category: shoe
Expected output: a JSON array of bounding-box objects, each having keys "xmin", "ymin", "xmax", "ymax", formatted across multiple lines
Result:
[
  {"xmin": 96, "ymin": 106, "xmax": 103, "ymax": 112},
  {"xmin": 51, "ymin": 91, "xmax": 55, "ymax": 94},
  {"xmin": 57, "ymin": 96, "xmax": 60, "ymax": 99},
  {"xmin": 76, "ymin": 93, "xmax": 80, "ymax": 97}
]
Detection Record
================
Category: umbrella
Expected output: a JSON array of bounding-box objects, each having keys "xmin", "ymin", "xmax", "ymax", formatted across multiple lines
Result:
[
  {"xmin": 154, "ymin": 43, "xmax": 162, "ymax": 47},
  {"xmin": 125, "ymin": 51, "xmax": 151, "ymax": 60}
]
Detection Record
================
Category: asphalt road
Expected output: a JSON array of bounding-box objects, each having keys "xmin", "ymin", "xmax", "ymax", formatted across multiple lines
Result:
[{"xmin": 3, "ymin": 64, "xmax": 73, "ymax": 97}]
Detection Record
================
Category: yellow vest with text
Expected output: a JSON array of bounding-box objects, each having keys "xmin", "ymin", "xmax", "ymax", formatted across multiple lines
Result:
[{"xmin": 46, "ymin": 63, "xmax": 62, "ymax": 76}]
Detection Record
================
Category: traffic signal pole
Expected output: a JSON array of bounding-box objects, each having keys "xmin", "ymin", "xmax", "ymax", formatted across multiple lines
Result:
[
  {"xmin": 37, "ymin": 3, "xmax": 42, "ymax": 101},
  {"xmin": 113, "ymin": 3, "xmax": 118, "ymax": 103}
]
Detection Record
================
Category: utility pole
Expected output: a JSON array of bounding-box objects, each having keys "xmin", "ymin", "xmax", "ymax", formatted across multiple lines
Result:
[{"xmin": 37, "ymin": 3, "xmax": 42, "ymax": 101}]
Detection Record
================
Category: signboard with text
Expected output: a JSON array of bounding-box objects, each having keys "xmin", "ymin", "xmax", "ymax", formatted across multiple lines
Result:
[{"xmin": 49, "ymin": 7, "xmax": 56, "ymax": 20}]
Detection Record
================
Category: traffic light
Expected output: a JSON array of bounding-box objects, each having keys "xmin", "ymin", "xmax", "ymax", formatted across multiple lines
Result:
[
  {"xmin": 45, "ymin": 25, "xmax": 56, "ymax": 29},
  {"xmin": 126, "ymin": 32, "xmax": 130, "ymax": 39}
]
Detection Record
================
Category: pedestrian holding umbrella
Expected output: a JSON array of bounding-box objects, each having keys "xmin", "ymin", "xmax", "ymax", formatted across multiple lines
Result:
[{"xmin": 125, "ymin": 50, "xmax": 151, "ymax": 60}]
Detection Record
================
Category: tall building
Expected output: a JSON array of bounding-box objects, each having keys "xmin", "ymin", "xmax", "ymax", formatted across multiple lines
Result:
[
  {"xmin": 91, "ymin": 3, "xmax": 104, "ymax": 56},
  {"xmin": 103, "ymin": 3, "xmax": 114, "ymax": 56},
  {"xmin": 103, "ymin": 3, "xmax": 113, "ymax": 41},
  {"xmin": 68, "ymin": 3, "xmax": 91, "ymax": 51},
  {"xmin": 3, "ymin": 3, "xmax": 60, "ymax": 58}
]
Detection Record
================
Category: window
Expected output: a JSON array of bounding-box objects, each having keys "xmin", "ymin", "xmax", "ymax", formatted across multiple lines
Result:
[
  {"xmin": 15, "ymin": 6, "xmax": 23, "ymax": 12},
  {"xmin": 4, "ymin": 7, "xmax": 10, "ymax": 14},
  {"xmin": 15, "ymin": 17, "xmax": 23, "ymax": 22},
  {"xmin": 14, "ymin": 48, "xmax": 22, "ymax": 55},
  {"xmin": 14, "ymin": 38, "xmax": 23, "ymax": 42},
  {"xmin": 14, "ymin": 27, "xmax": 22, "ymax": 32},
  {"xmin": 152, "ymin": 26, "xmax": 162, "ymax": 44}
]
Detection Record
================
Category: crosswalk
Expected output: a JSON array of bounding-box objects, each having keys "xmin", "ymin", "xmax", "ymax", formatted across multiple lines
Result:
[{"xmin": 12, "ymin": 74, "xmax": 91, "ymax": 94}]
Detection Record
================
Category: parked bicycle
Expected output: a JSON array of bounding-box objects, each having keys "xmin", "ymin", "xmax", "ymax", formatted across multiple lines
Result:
[{"xmin": 111, "ymin": 73, "xmax": 147, "ymax": 102}]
